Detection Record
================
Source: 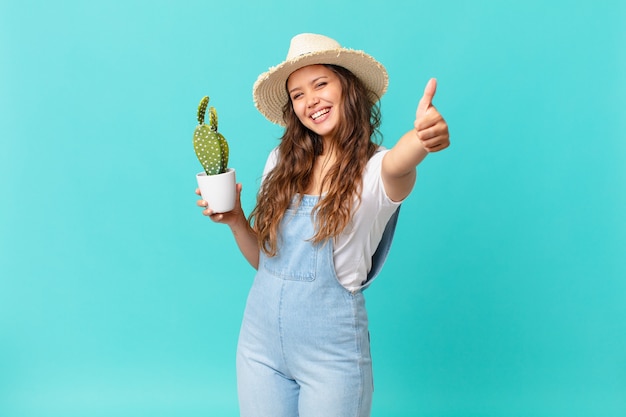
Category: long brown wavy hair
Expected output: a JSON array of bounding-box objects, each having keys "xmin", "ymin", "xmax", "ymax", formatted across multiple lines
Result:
[{"xmin": 249, "ymin": 64, "xmax": 383, "ymax": 257}]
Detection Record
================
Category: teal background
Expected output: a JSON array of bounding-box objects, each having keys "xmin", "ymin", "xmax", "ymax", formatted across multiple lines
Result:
[{"xmin": 1, "ymin": 0, "xmax": 624, "ymax": 416}]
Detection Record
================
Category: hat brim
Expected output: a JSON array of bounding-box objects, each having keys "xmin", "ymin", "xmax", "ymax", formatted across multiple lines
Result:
[{"xmin": 253, "ymin": 48, "xmax": 389, "ymax": 126}]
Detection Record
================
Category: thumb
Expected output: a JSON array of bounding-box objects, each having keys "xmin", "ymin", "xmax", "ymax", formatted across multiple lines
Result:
[
  {"xmin": 236, "ymin": 182, "xmax": 243, "ymax": 197},
  {"xmin": 416, "ymin": 78, "xmax": 437, "ymax": 117}
]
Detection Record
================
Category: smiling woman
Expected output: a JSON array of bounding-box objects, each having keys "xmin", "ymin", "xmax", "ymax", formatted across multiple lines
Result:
[{"xmin": 195, "ymin": 33, "xmax": 450, "ymax": 417}]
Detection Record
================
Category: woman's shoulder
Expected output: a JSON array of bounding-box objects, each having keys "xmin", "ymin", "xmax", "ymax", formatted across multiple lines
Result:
[{"xmin": 367, "ymin": 146, "xmax": 389, "ymax": 166}]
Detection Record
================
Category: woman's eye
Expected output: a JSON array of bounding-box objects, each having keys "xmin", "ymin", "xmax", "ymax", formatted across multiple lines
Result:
[{"xmin": 316, "ymin": 82, "xmax": 327, "ymax": 88}]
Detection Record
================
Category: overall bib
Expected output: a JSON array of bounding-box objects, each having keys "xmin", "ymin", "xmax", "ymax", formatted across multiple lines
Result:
[{"xmin": 236, "ymin": 195, "xmax": 398, "ymax": 417}]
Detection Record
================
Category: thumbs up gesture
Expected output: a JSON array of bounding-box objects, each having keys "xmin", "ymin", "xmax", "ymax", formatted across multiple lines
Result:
[{"xmin": 414, "ymin": 78, "xmax": 449, "ymax": 152}]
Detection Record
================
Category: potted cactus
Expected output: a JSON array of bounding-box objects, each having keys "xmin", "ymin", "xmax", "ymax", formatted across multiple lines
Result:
[{"xmin": 194, "ymin": 96, "xmax": 236, "ymax": 213}]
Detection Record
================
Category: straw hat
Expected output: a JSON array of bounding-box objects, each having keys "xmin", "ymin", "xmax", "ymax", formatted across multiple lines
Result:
[{"xmin": 253, "ymin": 33, "xmax": 389, "ymax": 126}]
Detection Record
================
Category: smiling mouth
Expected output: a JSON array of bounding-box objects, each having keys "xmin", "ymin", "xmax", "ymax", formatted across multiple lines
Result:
[{"xmin": 311, "ymin": 108, "xmax": 330, "ymax": 120}]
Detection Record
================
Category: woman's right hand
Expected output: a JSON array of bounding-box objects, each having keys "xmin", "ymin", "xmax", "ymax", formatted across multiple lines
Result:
[{"xmin": 195, "ymin": 183, "xmax": 245, "ymax": 226}]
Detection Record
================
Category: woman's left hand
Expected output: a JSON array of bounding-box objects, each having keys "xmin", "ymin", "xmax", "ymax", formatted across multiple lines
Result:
[{"xmin": 414, "ymin": 78, "xmax": 450, "ymax": 152}]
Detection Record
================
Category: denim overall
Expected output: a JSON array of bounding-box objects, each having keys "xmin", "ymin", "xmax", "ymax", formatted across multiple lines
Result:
[{"xmin": 236, "ymin": 195, "xmax": 399, "ymax": 417}]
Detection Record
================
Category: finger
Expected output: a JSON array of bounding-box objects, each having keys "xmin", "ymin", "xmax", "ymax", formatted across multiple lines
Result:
[
  {"xmin": 195, "ymin": 188, "xmax": 201, "ymax": 195},
  {"xmin": 425, "ymin": 142, "xmax": 450, "ymax": 153},
  {"xmin": 416, "ymin": 78, "xmax": 437, "ymax": 117},
  {"xmin": 416, "ymin": 125, "xmax": 439, "ymax": 142},
  {"xmin": 197, "ymin": 199, "xmax": 208, "ymax": 207},
  {"xmin": 414, "ymin": 106, "xmax": 442, "ymax": 131},
  {"xmin": 210, "ymin": 213, "xmax": 224, "ymax": 222},
  {"xmin": 421, "ymin": 136, "xmax": 450, "ymax": 152},
  {"xmin": 416, "ymin": 118, "xmax": 447, "ymax": 141}
]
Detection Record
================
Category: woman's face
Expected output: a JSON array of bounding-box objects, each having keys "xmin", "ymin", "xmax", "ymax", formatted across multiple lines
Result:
[{"xmin": 286, "ymin": 65, "xmax": 343, "ymax": 141}]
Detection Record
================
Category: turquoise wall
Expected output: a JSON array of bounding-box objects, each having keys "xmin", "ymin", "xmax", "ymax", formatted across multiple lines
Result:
[{"xmin": 1, "ymin": 0, "xmax": 624, "ymax": 416}]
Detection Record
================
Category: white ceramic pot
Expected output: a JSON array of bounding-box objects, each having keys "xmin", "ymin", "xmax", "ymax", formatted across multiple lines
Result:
[{"xmin": 196, "ymin": 168, "xmax": 236, "ymax": 213}]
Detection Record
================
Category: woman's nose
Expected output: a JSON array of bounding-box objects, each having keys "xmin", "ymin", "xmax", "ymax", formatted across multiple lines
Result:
[{"xmin": 307, "ymin": 95, "xmax": 319, "ymax": 108}]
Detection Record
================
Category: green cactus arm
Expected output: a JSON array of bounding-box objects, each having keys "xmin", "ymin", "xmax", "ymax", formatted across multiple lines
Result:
[
  {"xmin": 209, "ymin": 106, "xmax": 218, "ymax": 132},
  {"xmin": 218, "ymin": 133, "xmax": 229, "ymax": 172},
  {"xmin": 197, "ymin": 96, "xmax": 209, "ymax": 125}
]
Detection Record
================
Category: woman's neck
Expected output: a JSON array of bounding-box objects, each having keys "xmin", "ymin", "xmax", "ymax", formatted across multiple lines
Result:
[{"xmin": 304, "ymin": 144, "xmax": 337, "ymax": 195}]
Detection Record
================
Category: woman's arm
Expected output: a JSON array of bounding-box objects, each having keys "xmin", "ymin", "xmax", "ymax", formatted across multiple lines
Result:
[
  {"xmin": 382, "ymin": 78, "xmax": 450, "ymax": 202},
  {"xmin": 196, "ymin": 183, "xmax": 260, "ymax": 269}
]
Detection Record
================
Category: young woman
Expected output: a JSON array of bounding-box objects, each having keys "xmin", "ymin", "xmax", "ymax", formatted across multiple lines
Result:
[{"xmin": 196, "ymin": 33, "xmax": 450, "ymax": 417}]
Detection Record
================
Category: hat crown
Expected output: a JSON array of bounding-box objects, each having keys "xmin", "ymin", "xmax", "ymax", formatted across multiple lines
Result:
[{"xmin": 286, "ymin": 33, "xmax": 341, "ymax": 60}]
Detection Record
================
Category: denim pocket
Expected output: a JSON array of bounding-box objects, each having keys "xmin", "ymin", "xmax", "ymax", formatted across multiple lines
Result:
[{"xmin": 263, "ymin": 210, "xmax": 318, "ymax": 281}]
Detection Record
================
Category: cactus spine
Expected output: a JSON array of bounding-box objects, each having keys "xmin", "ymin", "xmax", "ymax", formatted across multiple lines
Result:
[{"xmin": 193, "ymin": 96, "xmax": 229, "ymax": 175}]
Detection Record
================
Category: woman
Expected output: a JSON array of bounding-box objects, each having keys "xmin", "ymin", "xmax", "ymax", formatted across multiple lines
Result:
[{"xmin": 196, "ymin": 33, "xmax": 450, "ymax": 417}]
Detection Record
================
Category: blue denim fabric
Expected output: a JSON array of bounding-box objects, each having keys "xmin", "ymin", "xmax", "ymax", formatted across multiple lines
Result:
[{"xmin": 236, "ymin": 195, "xmax": 398, "ymax": 417}]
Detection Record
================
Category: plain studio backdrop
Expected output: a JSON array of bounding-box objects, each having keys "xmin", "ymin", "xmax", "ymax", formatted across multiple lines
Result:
[{"xmin": 1, "ymin": 1, "xmax": 624, "ymax": 416}]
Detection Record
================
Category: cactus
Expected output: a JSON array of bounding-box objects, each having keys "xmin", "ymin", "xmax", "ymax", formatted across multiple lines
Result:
[{"xmin": 193, "ymin": 96, "xmax": 229, "ymax": 175}]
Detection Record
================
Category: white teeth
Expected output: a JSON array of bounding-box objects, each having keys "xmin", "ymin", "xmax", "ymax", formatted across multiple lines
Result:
[{"xmin": 311, "ymin": 108, "xmax": 330, "ymax": 120}]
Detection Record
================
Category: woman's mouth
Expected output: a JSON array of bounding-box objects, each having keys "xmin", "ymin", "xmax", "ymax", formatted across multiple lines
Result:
[{"xmin": 311, "ymin": 108, "xmax": 330, "ymax": 121}]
